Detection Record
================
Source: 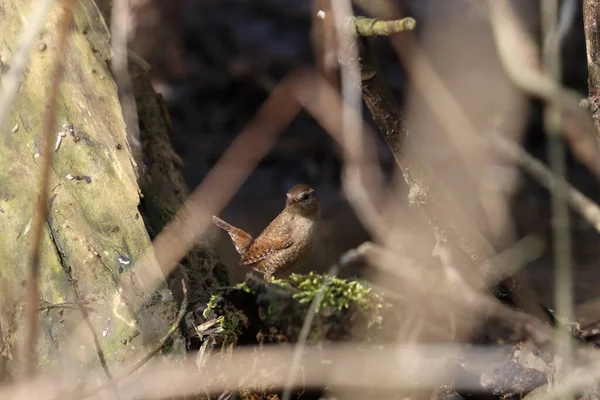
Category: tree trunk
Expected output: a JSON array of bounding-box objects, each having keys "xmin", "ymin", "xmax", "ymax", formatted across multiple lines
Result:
[{"xmin": 0, "ymin": 0, "xmax": 226, "ymax": 381}]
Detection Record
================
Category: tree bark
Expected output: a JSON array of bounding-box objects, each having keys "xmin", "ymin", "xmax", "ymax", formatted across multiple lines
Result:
[
  {"xmin": 0, "ymin": 0, "xmax": 225, "ymax": 380},
  {"xmin": 583, "ymin": 0, "xmax": 600, "ymax": 145}
]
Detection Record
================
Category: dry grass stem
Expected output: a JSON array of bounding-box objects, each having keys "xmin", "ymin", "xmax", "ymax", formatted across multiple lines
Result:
[
  {"xmin": 23, "ymin": 0, "xmax": 76, "ymax": 377},
  {"xmin": 110, "ymin": 0, "xmax": 142, "ymax": 175},
  {"xmin": 0, "ymin": 0, "xmax": 54, "ymax": 131},
  {"xmin": 541, "ymin": 0, "xmax": 574, "ymax": 390},
  {"xmin": 489, "ymin": 0, "xmax": 600, "ymax": 177}
]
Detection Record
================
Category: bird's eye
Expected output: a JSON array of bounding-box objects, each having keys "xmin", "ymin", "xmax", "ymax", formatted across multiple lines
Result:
[{"xmin": 299, "ymin": 193, "xmax": 310, "ymax": 201}]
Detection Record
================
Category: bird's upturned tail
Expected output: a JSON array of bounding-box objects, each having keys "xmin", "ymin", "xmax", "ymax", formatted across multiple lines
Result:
[{"xmin": 212, "ymin": 215, "xmax": 254, "ymax": 256}]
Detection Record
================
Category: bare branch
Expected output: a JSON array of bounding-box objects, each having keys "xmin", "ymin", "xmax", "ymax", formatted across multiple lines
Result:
[
  {"xmin": 541, "ymin": 0, "xmax": 574, "ymax": 389},
  {"xmin": 110, "ymin": 0, "xmax": 142, "ymax": 177},
  {"xmin": 489, "ymin": 0, "xmax": 600, "ymax": 176}
]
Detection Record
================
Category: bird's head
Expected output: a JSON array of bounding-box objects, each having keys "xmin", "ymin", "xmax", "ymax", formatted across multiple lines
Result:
[{"xmin": 285, "ymin": 184, "xmax": 320, "ymax": 218}]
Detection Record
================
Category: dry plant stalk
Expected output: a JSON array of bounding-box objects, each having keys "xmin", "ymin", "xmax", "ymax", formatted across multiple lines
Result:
[
  {"xmin": 24, "ymin": 0, "xmax": 76, "ymax": 377},
  {"xmin": 0, "ymin": 0, "xmax": 54, "ymax": 131},
  {"xmin": 350, "ymin": 0, "xmax": 549, "ymax": 323},
  {"xmin": 111, "ymin": 0, "xmax": 142, "ymax": 175},
  {"xmin": 541, "ymin": 0, "xmax": 573, "ymax": 388},
  {"xmin": 489, "ymin": 0, "xmax": 600, "ymax": 175}
]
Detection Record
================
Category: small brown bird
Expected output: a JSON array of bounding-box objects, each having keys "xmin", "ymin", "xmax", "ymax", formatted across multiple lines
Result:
[{"xmin": 212, "ymin": 184, "xmax": 321, "ymax": 281}]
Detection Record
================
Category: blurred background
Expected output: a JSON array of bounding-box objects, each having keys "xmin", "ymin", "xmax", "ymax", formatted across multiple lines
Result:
[{"xmin": 127, "ymin": 0, "xmax": 600, "ymax": 308}]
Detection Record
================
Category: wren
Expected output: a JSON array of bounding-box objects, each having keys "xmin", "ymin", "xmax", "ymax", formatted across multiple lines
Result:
[{"xmin": 212, "ymin": 184, "xmax": 321, "ymax": 281}]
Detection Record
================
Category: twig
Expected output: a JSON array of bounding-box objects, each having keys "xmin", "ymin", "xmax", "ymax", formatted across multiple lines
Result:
[
  {"xmin": 0, "ymin": 0, "xmax": 54, "ymax": 131},
  {"xmin": 541, "ymin": 0, "xmax": 573, "ymax": 391},
  {"xmin": 354, "ymin": 25, "xmax": 546, "ymax": 315},
  {"xmin": 281, "ymin": 244, "xmax": 365, "ymax": 400},
  {"xmin": 280, "ymin": 264, "xmax": 339, "ymax": 400},
  {"xmin": 352, "ymin": 0, "xmax": 551, "ymax": 323},
  {"xmin": 351, "ymin": 242, "xmax": 560, "ymax": 351},
  {"xmin": 488, "ymin": 0, "xmax": 600, "ymax": 177},
  {"xmin": 487, "ymin": 234, "xmax": 546, "ymax": 282},
  {"xmin": 5, "ymin": 343, "xmax": 593, "ymax": 400},
  {"xmin": 489, "ymin": 133, "xmax": 600, "ymax": 234},
  {"xmin": 110, "ymin": 0, "xmax": 142, "ymax": 176},
  {"xmin": 24, "ymin": 0, "xmax": 76, "ymax": 377},
  {"xmin": 73, "ymin": 289, "xmax": 113, "ymax": 381},
  {"xmin": 80, "ymin": 279, "xmax": 188, "ymax": 399},
  {"xmin": 311, "ymin": 0, "xmax": 338, "ymax": 86},
  {"xmin": 286, "ymin": 68, "xmax": 389, "ymax": 234},
  {"xmin": 37, "ymin": 300, "xmax": 92, "ymax": 312},
  {"xmin": 330, "ymin": 0, "xmax": 389, "ymax": 258}
]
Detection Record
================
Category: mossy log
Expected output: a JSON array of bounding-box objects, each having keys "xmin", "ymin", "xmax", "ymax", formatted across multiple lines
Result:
[
  {"xmin": 0, "ymin": 0, "xmax": 225, "ymax": 380},
  {"xmin": 193, "ymin": 272, "xmax": 391, "ymax": 399}
]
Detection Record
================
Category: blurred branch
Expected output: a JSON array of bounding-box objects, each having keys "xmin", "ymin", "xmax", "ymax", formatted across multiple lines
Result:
[
  {"xmin": 541, "ymin": 0, "xmax": 573, "ymax": 389},
  {"xmin": 330, "ymin": 0, "xmax": 389, "ymax": 241},
  {"xmin": 349, "ymin": 2, "xmax": 549, "ymax": 325},
  {"xmin": 354, "ymin": 32, "xmax": 550, "ymax": 322},
  {"xmin": 312, "ymin": 0, "xmax": 339, "ymax": 85},
  {"xmin": 110, "ymin": 0, "xmax": 142, "ymax": 177},
  {"xmin": 346, "ymin": 242, "xmax": 557, "ymax": 350},
  {"xmin": 489, "ymin": 0, "xmax": 600, "ymax": 177},
  {"xmin": 0, "ymin": 0, "xmax": 54, "ymax": 131},
  {"xmin": 24, "ymin": 0, "xmax": 75, "ymax": 377},
  {"xmin": 281, "ymin": 263, "xmax": 339, "ymax": 400},
  {"xmin": 490, "ymin": 133, "xmax": 600, "ymax": 234},
  {"xmin": 583, "ymin": 0, "xmax": 600, "ymax": 144},
  {"xmin": 2, "ymin": 343, "xmax": 584, "ymax": 399}
]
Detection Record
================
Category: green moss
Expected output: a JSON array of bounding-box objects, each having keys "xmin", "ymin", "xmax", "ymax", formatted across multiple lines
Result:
[
  {"xmin": 201, "ymin": 272, "xmax": 391, "ymax": 352},
  {"xmin": 235, "ymin": 281, "xmax": 252, "ymax": 293},
  {"xmin": 273, "ymin": 272, "xmax": 386, "ymax": 316},
  {"xmin": 203, "ymin": 294, "xmax": 220, "ymax": 319}
]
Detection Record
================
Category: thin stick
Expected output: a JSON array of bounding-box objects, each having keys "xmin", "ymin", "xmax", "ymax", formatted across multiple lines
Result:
[
  {"xmin": 0, "ymin": 0, "xmax": 54, "ymax": 131},
  {"xmin": 541, "ymin": 0, "xmax": 573, "ymax": 392},
  {"xmin": 110, "ymin": 0, "xmax": 142, "ymax": 174},
  {"xmin": 488, "ymin": 0, "xmax": 600, "ymax": 177},
  {"xmin": 23, "ymin": 0, "xmax": 76, "ymax": 377},
  {"xmin": 74, "ymin": 292, "xmax": 113, "ymax": 380},
  {"xmin": 490, "ymin": 133, "xmax": 600, "ymax": 234},
  {"xmin": 280, "ymin": 264, "xmax": 339, "ymax": 400},
  {"xmin": 332, "ymin": 0, "xmax": 388, "ymax": 235}
]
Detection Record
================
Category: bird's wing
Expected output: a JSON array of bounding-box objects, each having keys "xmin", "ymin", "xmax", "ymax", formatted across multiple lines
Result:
[{"xmin": 239, "ymin": 217, "xmax": 293, "ymax": 265}]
